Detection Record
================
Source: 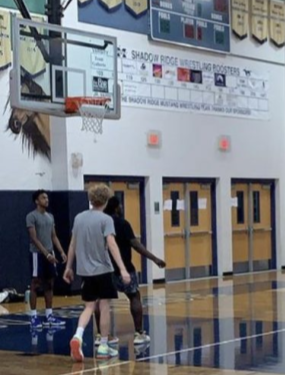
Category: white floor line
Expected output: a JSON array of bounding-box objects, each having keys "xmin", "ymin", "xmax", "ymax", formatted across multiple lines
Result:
[
  {"xmin": 61, "ymin": 326, "xmax": 285, "ymax": 375},
  {"xmin": 137, "ymin": 327, "xmax": 285, "ymax": 362}
]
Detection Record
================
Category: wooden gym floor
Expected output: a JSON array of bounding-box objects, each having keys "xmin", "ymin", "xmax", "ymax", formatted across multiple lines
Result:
[{"xmin": 1, "ymin": 270, "xmax": 285, "ymax": 375}]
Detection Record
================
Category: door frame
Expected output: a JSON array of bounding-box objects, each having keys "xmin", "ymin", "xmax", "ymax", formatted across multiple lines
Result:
[
  {"xmin": 84, "ymin": 175, "xmax": 148, "ymax": 283},
  {"xmin": 231, "ymin": 178, "xmax": 276, "ymax": 271},
  {"xmin": 163, "ymin": 177, "xmax": 218, "ymax": 277}
]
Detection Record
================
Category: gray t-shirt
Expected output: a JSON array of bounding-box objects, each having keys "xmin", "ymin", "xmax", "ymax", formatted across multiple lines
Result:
[
  {"xmin": 72, "ymin": 210, "xmax": 115, "ymax": 276},
  {"xmin": 26, "ymin": 210, "xmax": 54, "ymax": 253}
]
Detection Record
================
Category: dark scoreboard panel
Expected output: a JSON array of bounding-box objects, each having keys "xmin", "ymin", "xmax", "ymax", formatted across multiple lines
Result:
[{"xmin": 150, "ymin": 0, "xmax": 230, "ymax": 53}]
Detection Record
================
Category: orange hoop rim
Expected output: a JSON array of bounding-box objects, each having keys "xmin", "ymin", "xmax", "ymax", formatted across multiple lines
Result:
[{"xmin": 65, "ymin": 96, "xmax": 111, "ymax": 114}]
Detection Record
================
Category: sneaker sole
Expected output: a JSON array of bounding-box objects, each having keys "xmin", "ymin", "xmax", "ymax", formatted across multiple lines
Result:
[
  {"xmin": 96, "ymin": 353, "xmax": 118, "ymax": 359},
  {"xmin": 96, "ymin": 349, "xmax": 118, "ymax": 359},
  {"xmin": 70, "ymin": 339, "xmax": 84, "ymax": 362},
  {"xmin": 96, "ymin": 354, "xmax": 110, "ymax": 359}
]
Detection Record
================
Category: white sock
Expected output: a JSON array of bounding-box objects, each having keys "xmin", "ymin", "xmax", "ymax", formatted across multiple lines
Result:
[
  {"xmin": 74, "ymin": 327, "xmax": 84, "ymax": 340},
  {"xmin": 101, "ymin": 336, "xmax": 108, "ymax": 345},
  {"xmin": 46, "ymin": 308, "xmax": 52, "ymax": 318},
  {"xmin": 31, "ymin": 310, "xmax": 37, "ymax": 317}
]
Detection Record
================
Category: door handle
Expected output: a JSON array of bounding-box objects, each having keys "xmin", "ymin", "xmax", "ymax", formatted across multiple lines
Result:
[
  {"xmin": 233, "ymin": 228, "xmax": 249, "ymax": 233},
  {"xmin": 164, "ymin": 231, "xmax": 184, "ymax": 238},
  {"xmin": 252, "ymin": 227, "xmax": 272, "ymax": 232},
  {"xmin": 189, "ymin": 230, "xmax": 212, "ymax": 235}
]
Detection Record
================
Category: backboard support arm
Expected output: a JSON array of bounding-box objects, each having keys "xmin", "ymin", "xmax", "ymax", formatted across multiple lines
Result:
[{"xmin": 62, "ymin": 0, "xmax": 74, "ymax": 11}]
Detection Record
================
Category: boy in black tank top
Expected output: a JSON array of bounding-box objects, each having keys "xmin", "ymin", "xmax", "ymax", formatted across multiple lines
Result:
[{"xmin": 95, "ymin": 196, "xmax": 166, "ymax": 346}]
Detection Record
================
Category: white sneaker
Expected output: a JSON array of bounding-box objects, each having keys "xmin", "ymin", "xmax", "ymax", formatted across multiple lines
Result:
[
  {"xmin": 134, "ymin": 331, "xmax": 151, "ymax": 345},
  {"xmin": 97, "ymin": 344, "xmax": 118, "ymax": 359},
  {"xmin": 94, "ymin": 334, "xmax": 119, "ymax": 346},
  {"xmin": 70, "ymin": 337, "xmax": 84, "ymax": 362}
]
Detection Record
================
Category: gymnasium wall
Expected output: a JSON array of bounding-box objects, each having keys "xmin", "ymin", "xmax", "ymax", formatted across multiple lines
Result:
[
  {"xmin": 59, "ymin": 1, "xmax": 285, "ymax": 280},
  {"xmin": 0, "ymin": 1, "xmax": 285, "ymax": 291}
]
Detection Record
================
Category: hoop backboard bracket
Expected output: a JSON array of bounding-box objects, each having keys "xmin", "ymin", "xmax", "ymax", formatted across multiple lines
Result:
[{"xmin": 10, "ymin": 17, "xmax": 121, "ymax": 120}]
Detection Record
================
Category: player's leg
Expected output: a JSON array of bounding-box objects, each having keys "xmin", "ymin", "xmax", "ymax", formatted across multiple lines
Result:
[
  {"xmin": 126, "ymin": 290, "xmax": 149, "ymax": 344},
  {"xmin": 70, "ymin": 300, "xmax": 96, "ymax": 362},
  {"xmin": 96, "ymin": 299, "xmax": 119, "ymax": 358},
  {"xmin": 42, "ymin": 254, "xmax": 65, "ymax": 327},
  {"xmin": 42, "ymin": 278, "xmax": 65, "ymax": 327},
  {"xmin": 30, "ymin": 278, "xmax": 40, "ymax": 310},
  {"xmin": 29, "ymin": 252, "xmax": 43, "ymax": 329},
  {"xmin": 70, "ymin": 273, "xmax": 118, "ymax": 362},
  {"xmin": 43, "ymin": 278, "xmax": 53, "ymax": 309},
  {"xmin": 94, "ymin": 300, "xmax": 101, "ymax": 344},
  {"xmin": 127, "ymin": 290, "xmax": 143, "ymax": 333},
  {"xmin": 95, "ymin": 273, "xmax": 119, "ymax": 358},
  {"xmin": 94, "ymin": 300, "xmax": 119, "ymax": 346},
  {"xmin": 114, "ymin": 271, "xmax": 150, "ymax": 344},
  {"xmin": 98, "ymin": 299, "xmax": 110, "ymax": 339},
  {"xmin": 30, "ymin": 277, "xmax": 42, "ymax": 328}
]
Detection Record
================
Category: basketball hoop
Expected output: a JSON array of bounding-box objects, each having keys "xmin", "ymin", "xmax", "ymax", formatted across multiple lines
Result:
[{"xmin": 65, "ymin": 97, "xmax": 111, "ymax": 142}]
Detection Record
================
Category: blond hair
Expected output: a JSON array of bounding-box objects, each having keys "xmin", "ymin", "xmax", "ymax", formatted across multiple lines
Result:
[{"xmin": 88, "ymin": 184, "xmax": 112, "ymax": 208}]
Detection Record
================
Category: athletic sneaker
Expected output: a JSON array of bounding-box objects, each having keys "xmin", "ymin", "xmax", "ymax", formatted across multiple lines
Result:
[
  {"xmin": 31, "ymin": 329, "xmax": 39, "ymax": 346},
  {"xmin": 30, "ymin": 316, "xmax": 42, "ymax": 329},
  {"xmin": 94, "ymin": 334, "xmax": 119, "ymax": 346},
  {"xmin": 134, "ymin": 331, "xmax": 151, "ymax": 345},
  {"xmin": 96, "ymin": 344, "xmax": 118, "ymax": 359},
  {"xmin": 43, "ymin": 315, "xmax": 66, "ymax": 327},
  {"xmin": 70, "ymin": 337, "xmax": 84, "ymax": 362}
]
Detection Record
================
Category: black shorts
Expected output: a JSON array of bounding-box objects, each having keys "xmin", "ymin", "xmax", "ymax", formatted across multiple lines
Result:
[
  {"xmin": 81, "ymin": 272, "xmax": 118, "ymax": 302},
  {"xmin": 30, "ymin": 252, "xmax": 57, "ymax": 281}
]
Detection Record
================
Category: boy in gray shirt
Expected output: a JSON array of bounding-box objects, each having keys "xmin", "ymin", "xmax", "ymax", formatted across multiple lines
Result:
[
  {"xmin": 26, "ymin": 189, "xmax": 67, "ymax": 329},
  {"xmin": 63, "ymin": 184, "xmax": 130, "ymax": 362}
]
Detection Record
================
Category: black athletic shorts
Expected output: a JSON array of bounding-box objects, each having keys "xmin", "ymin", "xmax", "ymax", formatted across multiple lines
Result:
[
  {"xmin": 81, "ymin": 272, "xmax": 118, "ymax": 302},
  {"xmin": 30, "ymin": 252, "xmax": 57, "ymax": 281}
]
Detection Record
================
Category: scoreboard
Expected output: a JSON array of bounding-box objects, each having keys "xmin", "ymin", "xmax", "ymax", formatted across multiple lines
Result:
[{"xmin": 150, "ymin": 0, "xmax": 230, "ymax": 53}]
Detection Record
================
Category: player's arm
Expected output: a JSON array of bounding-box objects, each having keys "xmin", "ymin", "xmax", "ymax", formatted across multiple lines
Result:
[
  {"xmin": 63, "ymin": 234, "xmax": 76, "ymax": 284},
  {"xmin": 27, "ymin": 227, "xmax": 58, "ymax": 264},
  {"xmin": 124, "ymin": 220, "xmax": 166, "ymax": 268},
  {"xmin": 130, "ymin": 238, "xmax": 166, "ymax": 268},
  {"xmin": 52, "ymin": 227, "xmax": 67, "ymax": 263},
  {"xmin": 107, "ymin": 235, "xmax": 130, "ymax": 284}
]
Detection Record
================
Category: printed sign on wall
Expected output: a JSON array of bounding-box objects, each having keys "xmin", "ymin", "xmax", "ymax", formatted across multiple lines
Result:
[{"xmin": 110, "ymin": 47, "xmax": 269, "ymax": 120}]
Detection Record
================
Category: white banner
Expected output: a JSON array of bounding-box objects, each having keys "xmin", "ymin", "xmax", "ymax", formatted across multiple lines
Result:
[{"xmin": 114, "ymin": 47, "xmax": 269, "ymax": 120}]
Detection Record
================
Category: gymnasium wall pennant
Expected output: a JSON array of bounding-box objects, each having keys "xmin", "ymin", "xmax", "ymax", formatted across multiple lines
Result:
[
  {"xmin": 0, "ymin": 10, "xmax": 11, "ymax": 71},
  {"xmin": 269, "ymin": 0, "xmax": 285, "ymax": 47},
  {"xmin": 231, "ymin": 0, "xmax": 249, "ymax": 40},
  {"xmin": 98, "ymin": 0, "xmax": 123, "ymax": 11},
  {"xmin": 251, "ymin": 0, "xmax": 268, "ymax": 44},
  {"xmin": 124, "ymin": 0, "xmax": 148, "ymax": 17},
  {"xmin": 78, "ymin": 0, "xmax": 93, "ymax": 6}
]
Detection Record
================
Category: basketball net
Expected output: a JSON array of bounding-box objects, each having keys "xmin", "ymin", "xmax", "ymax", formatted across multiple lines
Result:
[
  {"xmin": 65, "ymin": 97, "xmax": 110, "ymax": 142},
  {"xmin": 79, "ymin": 102, "xmax": 109, "ymax": 142}
]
